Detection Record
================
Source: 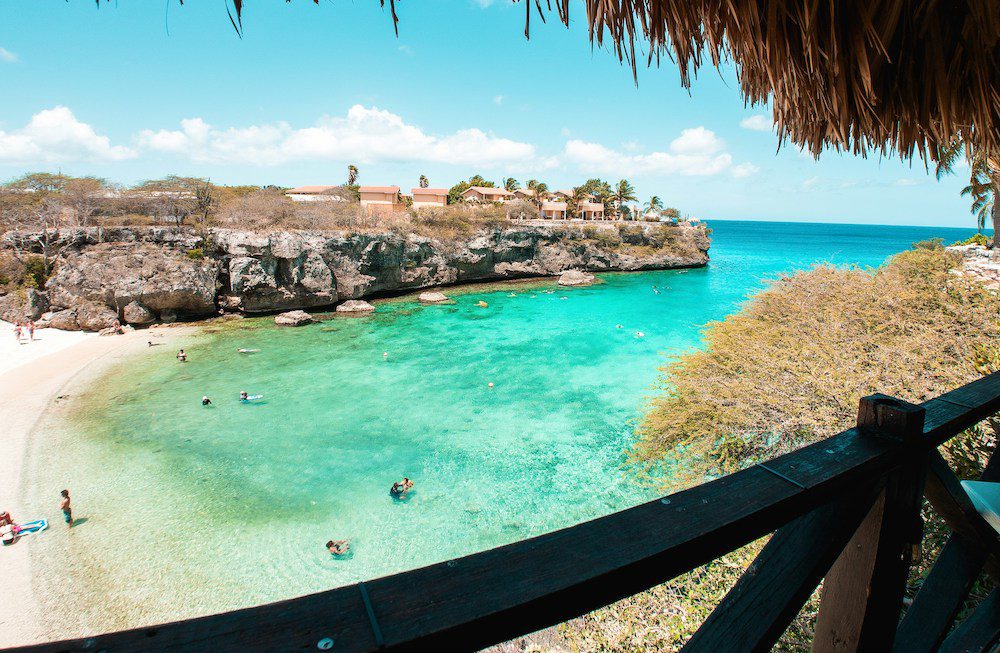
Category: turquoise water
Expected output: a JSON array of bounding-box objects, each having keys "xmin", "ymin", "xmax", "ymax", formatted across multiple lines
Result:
[{"xmin": 23, "ymin": 220, "xmax": 979, "ymax": 633}]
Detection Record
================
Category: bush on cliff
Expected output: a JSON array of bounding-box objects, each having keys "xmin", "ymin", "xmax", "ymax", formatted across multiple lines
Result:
[{"xmin": 555, "ymin": 242, "xmax": 998, "ymax": 651}]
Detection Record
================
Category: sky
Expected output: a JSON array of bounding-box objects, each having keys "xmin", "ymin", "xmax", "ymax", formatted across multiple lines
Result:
[{"xmin": 0, "ymin": 0, "xmax": 979, "ymax": 227}]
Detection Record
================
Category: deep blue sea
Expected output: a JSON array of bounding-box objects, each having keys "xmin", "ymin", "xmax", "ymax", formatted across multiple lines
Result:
[{"xmin": 24, "ymin": 219, "xmax": 981, "ymax": 633}]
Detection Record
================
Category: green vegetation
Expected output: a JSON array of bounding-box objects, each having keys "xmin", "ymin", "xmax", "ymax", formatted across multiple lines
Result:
[
  {"xmin": 447, "ymin": 174, "xmax": 496, "ymax": 204},
  {"xmin": 556, "ymin": 242, "xmax": 998, "ymax": 651},
  {"xmin": 956, "ymin": 233, "xmax": 990, "ymax": 247},
  {"xmin": 185, "ymin": 247, "xmax": 205, "ymax": 260},
  {"xmin": 935, "ymin": 138, "xmax": 997, "ymax": 244}
]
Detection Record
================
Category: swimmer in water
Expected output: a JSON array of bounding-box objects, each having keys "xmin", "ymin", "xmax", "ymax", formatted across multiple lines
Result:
[
  {"xmin": 236, "ymin": 348, "xmax": 260, "ymax": 354},
  {"xmin": 636, "ymin": 331, "xmax": 645, "ymax": 338},
  {"xmin": 326, "ymin": 539, "xmax": 350, "ymax": 556},
  {"xmin": 390, "ymin": 482, "xmax": 404, "ymax": 498},
  {"xmin": 176, "ymin": 349, "xmax": 187, "ymax": 362},
  {"xmin": 403, "ymin": 477, "xmax": 414, "ymax": 491},
  {"xmin": 239, "ymin": 391, "xmax": 249, "ymax": 402},
  {"xmin": 383, "ymin": 352, "xmax": 388, "ymax": 359},
  {"xmin": 202, "ymin": 396, "xmax": 212, "ymax": 406},
  {"xmin": 616, "ymin": 324, "xmax": 623, "ymax": 329}
]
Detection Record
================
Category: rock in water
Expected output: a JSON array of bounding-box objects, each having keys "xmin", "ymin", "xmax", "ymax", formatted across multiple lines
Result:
[
  {"xmin": 336, "ymin": 299, "xmax": 376, "ymax": 313},
  {"xmin": 558, "ymin": 270, "xmax": 596, "ymax": 286},
  {"xmin": 123, "ymin": 300, "xmax": 155, "ymax": 325},
  {"xmin": 418, "ymin": 291, "xmax": 449, "ymax": 303},
  {"xmin": 274, "ymin": 310, "xmax": 315, "ymax": 326}
]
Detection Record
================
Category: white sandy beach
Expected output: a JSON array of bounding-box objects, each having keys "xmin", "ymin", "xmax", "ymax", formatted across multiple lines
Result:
[{"xmin": 0, "ymin": 322, "xmax": 190, "ymax": 648}]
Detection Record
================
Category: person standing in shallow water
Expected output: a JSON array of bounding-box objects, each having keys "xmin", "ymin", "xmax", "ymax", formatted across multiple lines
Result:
[
  {"xmin": 176, "ymin": 349, "xmax": 187, "ymax": 362},
  {"xmin": 60, "ymin": 489, "xmax": 73, "ymax": 527}
]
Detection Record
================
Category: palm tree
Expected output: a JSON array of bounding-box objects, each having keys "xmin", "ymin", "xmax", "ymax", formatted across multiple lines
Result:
[
  {"xmin": 418, "ymin": 174, "xmax": 429, "ymax": 188},
  {"xmin": 936, "ymin": 139, "xmax": 998, "ymax": 245},
  {"xmin": 503, "ymin": 177, "xmax": 520, "ymax": 192},
  {"xmin": 525, "ymin": 179, "xmax": 549, "ymax": 207},
  {"xmin": 643, "ymin": 195, "xmax": 664, "ymax": 220},
  {"xmin": 347, "ymin": 164, "xmax": 359, "ymax": 186},
  {"xmin": 568, "ymin": 187, "xmax": 589, "ymax": 219},
  {"xmin": 613, "ymin": 179, "xmax": 638, "ymax": 219}
]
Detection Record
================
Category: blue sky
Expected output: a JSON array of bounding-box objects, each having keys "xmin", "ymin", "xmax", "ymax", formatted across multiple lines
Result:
[{"xmin": 0, "ymin": 0, "xmax": 977, "ymax": 227}]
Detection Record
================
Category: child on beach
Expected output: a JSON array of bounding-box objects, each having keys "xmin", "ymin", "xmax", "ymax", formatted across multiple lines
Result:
[
  {"xmin": 13, "ymin": 323, "xmax": 22, "ymax": 344},
  {"xmin": 60, "ymin": 489, "xmax": 73, "ymax": 527}
]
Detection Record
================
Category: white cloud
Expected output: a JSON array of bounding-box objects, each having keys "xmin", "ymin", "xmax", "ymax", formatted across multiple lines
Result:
[
  {"xmin": 732, "ymin": 162, "xmax": 760, "ymax": 178},
  {"xmin": 563, "ymin": 127, "xmax": 754, "ymax": 177},
  {"xmin": 397, "ymin": 44, "xmax": 414, "ymax": 56},
  {"xmin": 0, "ymin": 47, "xmax": 17, "ymax": 63},
  {"xmin": 0, "ymin": 106, "xmax": 135, "ymax": 164},
  {"xmin": 740, "ymin": 114, "xmax": 772, "ymax": 131},
  {"xmin": 473, "ymin": 0, "xmax": 496, "ymax": 7},
  {"xmin": 137, "ymin": 104, "xmax": 539, "ymax": 168},
  {"xmin": 493, "ymin": 95, "xmax": 504, "ymax": 105},
  {"xmin": 802, "ymin": 176, "xmax": 821, "ymax": 189},
  {"xmin": 894, "ymin": 178, "xmax": 920, "ymax": 187}
]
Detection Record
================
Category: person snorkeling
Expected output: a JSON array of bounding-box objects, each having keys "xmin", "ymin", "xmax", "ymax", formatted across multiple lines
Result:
[{"xmin": 326, "ymin": 539, "xmax": 350, "ymax": 556}]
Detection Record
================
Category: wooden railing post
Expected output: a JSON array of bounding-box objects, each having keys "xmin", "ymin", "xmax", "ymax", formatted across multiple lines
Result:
[{"xmin": 813, "ymin": 394, "xmax": 927, "ymax": 653}]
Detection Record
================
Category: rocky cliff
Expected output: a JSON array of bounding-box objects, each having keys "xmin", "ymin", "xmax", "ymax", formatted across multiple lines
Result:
[{"xmin": 1, "ymin": 223, "xmax": 709, "ymax": 330}]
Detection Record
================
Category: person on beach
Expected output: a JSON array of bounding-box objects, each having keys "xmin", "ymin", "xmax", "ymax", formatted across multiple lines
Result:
[
  {"xmin": 202, "ymin": 396, "xmax": 212, "ymax": 406},
  {"xmin": 176, "ymin": 349, "xmax": 187, "ymax": 362},
  {"xmin": 0, "ymin": 511, "xmax": 13, "ymax": 528},
  {"xmin": 326, "ymin": 539, "xmax": 350, "ymax": 555},
  {"xmin": 13, "ymin": 322, "xmax": 22, "ymax": 344},
  {"xmin": 60, "ymin": 489, "xmax": 73, "ymax": 527},
  {"xmin": 27, "ymin": 320, "xmax": 35, "ymax": 341}
]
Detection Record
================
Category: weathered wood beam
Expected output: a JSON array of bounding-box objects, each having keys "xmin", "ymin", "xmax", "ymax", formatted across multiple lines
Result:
[
  {"xmin": 924, "ymin": 451, "xmax": 1000, "ymax": 577},
  {"xmin": 893, "ymin": 534, "xmax": 988, "ymax": 652},
  {"xmin": 939, "ymin": 589, "xmax": 1000, "ymax": 653},
  {"xmin": 813, "ymin": 395, "xmax": 927, "ymax": 653},
  {"xmin": 682, "ymin": 484, "xmax": 881, "ymax": 653}
]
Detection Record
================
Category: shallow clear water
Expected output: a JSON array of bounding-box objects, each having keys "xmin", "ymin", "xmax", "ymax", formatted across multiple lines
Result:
[{"xmin": 22, "ymin": 220, "xmax": 978, "ymax": 632}]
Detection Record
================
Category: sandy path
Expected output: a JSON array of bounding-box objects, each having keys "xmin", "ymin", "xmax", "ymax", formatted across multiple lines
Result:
[{"xmin": 0, "ymin": 325, "xmax": 190, "ymax": 648}]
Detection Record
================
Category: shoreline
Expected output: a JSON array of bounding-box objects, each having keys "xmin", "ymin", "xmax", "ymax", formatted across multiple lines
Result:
[{"xmin": 0, "ymin": 325, "xmax": 196, "ymax": 648}]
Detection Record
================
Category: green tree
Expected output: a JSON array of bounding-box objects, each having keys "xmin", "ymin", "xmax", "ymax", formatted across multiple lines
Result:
[
  {"xmin": 936, "ymin": 139, "xmax": 998, "ymax": 246},
  {"xmin": 525, "ymin": 179, "xmax": 549, "ymax": 207},
  {"xmin": 418, "ymin": 174, "xmax": 429, "ymax": 188},
  {"xmin": 447, "ymin": 175, "xmax": 495, "ymax": 204},
  {"xmin": 643, "ymin": 195, "xmax": 664, "ymax": 219},
  {"xmin": 503, "ymin": 177, "xmax": 520, "ymax": 191},
  {"xmin": 613, "ymin": 179, "xmax": 638, "ymax": 219},
  {"xmin": 347, "ymin": 164, "xmax": 359, "ymax": 186}
]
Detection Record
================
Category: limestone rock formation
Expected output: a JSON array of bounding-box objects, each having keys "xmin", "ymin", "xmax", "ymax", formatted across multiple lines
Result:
[
  {"xmin": 1, "ymin": 223, "xmax": 710, "ymax": 331},
  {"xmin": 418, "ymin": 291, "xmax": 449, "ymax": 303},
  {"xmin": 336, "ymin": 299, "xmax": 376, "ymax": 313},
  {"xmin": 274, "ymin": 310, "xmax": 314, "ymax": 326},
  {"xmin": 45, "ymin": 242, "xmax": 217, "ymax": 320},
  {"xmin": 558, "ymin": 270, "xmax": 597, "ymax": 286},
  {"xmin": 123, "ymin": 301, "xmax": 155, "ymax": 325}
]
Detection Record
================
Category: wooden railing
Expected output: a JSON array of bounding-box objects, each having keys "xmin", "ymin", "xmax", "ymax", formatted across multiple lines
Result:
[{"xmin": 9, "ymin": 374, "xmax": 1000, "ymax": 653}]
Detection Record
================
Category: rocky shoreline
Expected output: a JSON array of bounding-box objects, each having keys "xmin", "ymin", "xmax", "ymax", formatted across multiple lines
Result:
[{"xmin": 1, "ymin": 223, "xmax": 709, "ymax": 331}]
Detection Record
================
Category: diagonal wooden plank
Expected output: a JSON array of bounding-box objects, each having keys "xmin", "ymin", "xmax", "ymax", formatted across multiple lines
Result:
[
  {"xmin": 924, "ymin": 451, "xmax": 1000, "ymax": 580},
  {"xmin": 893, "ymin": 534, "xmax": 988, "ymax": 653},
  {"xmin": 939, "ymin": 589, "xmax": 1000, "ymax": 653},
  {"xmin": 682, "ymin": 484, "xmax": 881, "ymax": 653}
]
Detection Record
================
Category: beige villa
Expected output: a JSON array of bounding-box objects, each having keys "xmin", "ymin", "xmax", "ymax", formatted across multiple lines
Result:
[
  {"xmin": 540, "ymin": 200, "xmax": 568, "ymax": 220},
  {"xmin": 460, "ymin": 186, "xmax": 514, "ymax": 203},
  {"xmin": 359, "ymin": 186, "xmax": 403, "ymax": 213},
  {"xmin": 512, "ymin": 188, "xmax": 536, "ymax": 201},
  {"xmin": 284, "ymin": 185, "xmax": 350, "ymax": 202},
  {"xmin": 411, "ymin": 187, "xmax": 448, "ymax": 209}
]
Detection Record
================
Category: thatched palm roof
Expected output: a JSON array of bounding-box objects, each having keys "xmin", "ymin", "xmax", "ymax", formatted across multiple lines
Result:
[{"xmin": 224, "ymin": 1, "xmax": 1000, "ymax": 160}]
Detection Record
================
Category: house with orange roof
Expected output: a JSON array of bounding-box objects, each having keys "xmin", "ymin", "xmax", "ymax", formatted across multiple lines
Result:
[
  {"xmin": 512, "ymin": 188, "xmax": 537, "ymax": 201},
  {"xmin": 540, "ymin": 200, "xmax": 568, "ymax": 220},
  {"xmin": 460, "ymin": 186, "xmax": 514, "ymax": 203},
  {"xmin": 359, "ymin": 186, "xmax": 402, "ymax": 213},
  {"xmin": 411, "ymin": 187, "xmax": 448, "ymax": 209}
]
